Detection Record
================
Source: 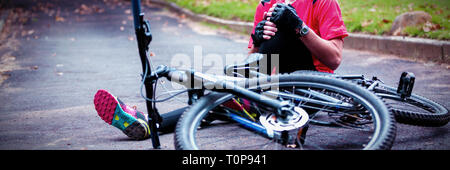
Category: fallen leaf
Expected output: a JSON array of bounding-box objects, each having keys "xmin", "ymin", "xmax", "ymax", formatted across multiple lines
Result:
[
  {"xmin": 121, "ymin": 20, "xmax": 127, "ymax": 25},
  {"xmin": 120, "ymin": 26, "xmax": 124, "ymax": 31},
  {"xmin": 349, "ymin": 8, "xmax": 358, "ymax": 14},
  {"xmin": 57, "ymin": 72, "xmax": 63, "ymax": 76},
  {"xmin": 423, "ymin": 22, "xmax": 432, "ymax": 32},
  {"xmin": 3, "ymin": 56, "xmax": 16, "ymax": 62},
  {"xmin": 31, "ymin": 66, "xmax": 39, "ymax": 70},
  {"xmin": 124, "ymin": 9, "xmax": 131, "ymax": 14},
  {"xmin": 28, "ymin": 30, "xmax": 35, "ymax": 35},
  {"xmin": 47, "ymin": 10, "xmax": 55, "ymax": 17},
  {"xmin": 76, "ymin": 4, "xmax": 96, "ymax": 15},
  {"xmin": 422, "ymin": 21, "xmax": 441, "ymax": 32},
  {"xmin": 424, "ymin": 141, "xmax": 434, "ymax": 145},
  {"xmin": 395, "ymin": 6, "xmax": 401, "ymax": 13},
  {"xmin": 81, "ymin": 4, "xmax": 89, "ymax": 11},
  {"xmin": 94, "ymin": 6, "xmax": 105, "ymax": 13},
  {"xmin": 361, "ymin": 20, "xmax": 373, "ymax": 27},
  {"xmin": 128, "ymin": 36, "xmax": 134, "ymax": 41},
  {"xmin": 149, "ymin": 52, "xmax": 155, "ymax": 56},
  {"xmin": 430, "ymin": 4, "xmax": 437, "ymax": 9},
  {"xmin": 381, "ymin": 19, "xmax": 391, "ymax": 24},
  {"xmin": 408, "ymin": 3, "xmax": 414, "ymax": 11},
  {"xmin": 55, "ymin": 16, "xmax": 65, "ymax": 22}
]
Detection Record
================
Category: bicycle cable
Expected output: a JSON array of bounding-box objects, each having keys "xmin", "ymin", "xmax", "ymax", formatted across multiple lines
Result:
[{"xmin": 139, "ymin": 53, "xmax": 188, "ymax": 103}]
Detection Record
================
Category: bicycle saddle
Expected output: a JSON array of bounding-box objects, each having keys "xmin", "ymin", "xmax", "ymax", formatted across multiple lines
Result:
[{"xmin": 224, "ymin": 53, "xmax": 266, "ymax": 77}]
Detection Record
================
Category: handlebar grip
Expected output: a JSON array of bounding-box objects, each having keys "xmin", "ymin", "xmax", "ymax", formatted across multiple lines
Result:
[{"xmin": 168, "ymin": 70, "xmax": 189, "ymax": 83}]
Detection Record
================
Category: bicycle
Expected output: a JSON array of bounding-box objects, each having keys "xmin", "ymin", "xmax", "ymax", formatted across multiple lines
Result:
[{"xmin": 130, "ymin": 0, "xmax": 396, "ymax": 150}]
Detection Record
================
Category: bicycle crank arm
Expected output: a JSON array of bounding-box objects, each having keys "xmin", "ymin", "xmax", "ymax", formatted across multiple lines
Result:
[{"xmin": 229, "ymin": 113, "xmax": 275, "ymax": 138}]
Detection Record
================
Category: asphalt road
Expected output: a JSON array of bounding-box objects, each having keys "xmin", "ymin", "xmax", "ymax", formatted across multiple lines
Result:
[{"xmin": 0, "ymin": 0, "xmax": 448, "ymax": 150}]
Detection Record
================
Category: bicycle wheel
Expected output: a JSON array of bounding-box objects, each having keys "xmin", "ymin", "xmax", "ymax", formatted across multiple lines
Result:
[
  {"xmin": 174, "ymin": 73, "xmax": 396, "ymax": 150},
  {"xmin": 374, "ymin": 85, "xmax": 449, "ymax": 127}
]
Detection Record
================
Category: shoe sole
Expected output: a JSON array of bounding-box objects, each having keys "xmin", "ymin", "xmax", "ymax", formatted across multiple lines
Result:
[{"xmin": 94, "ymin": 89, "xmax": 150, "ymax": 140}]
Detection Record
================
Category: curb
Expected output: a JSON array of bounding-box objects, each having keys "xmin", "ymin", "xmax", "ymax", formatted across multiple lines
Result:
[
  {"xmin": 149, "ymin": 0, "xmax": 450, "ymax": 64},
  {"xmin": 345, "ymin": 33, "xmax": 450, "ymax": 64}
]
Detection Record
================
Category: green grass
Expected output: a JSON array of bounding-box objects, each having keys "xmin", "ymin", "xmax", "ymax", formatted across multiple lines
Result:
[
  {"xmin": 167, "ymin": 0, "xmax": 259, "ymax": 22},
  {"xmin": 167, "ymin": 0, "xmax": 449, "ymax": 40},
  {"xmin": 340, "ymin": 0, "xmax": 450, "ymax": 40}
]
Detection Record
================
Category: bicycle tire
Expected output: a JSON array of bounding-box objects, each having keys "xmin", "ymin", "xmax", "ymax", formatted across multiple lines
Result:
[
  {"xmin": 374, "ymin": 85, "xmax": 449, "ymax": 127},
  {"xmin": 174, "ymin": 73, "xmax": 396, "ymax": 150}
]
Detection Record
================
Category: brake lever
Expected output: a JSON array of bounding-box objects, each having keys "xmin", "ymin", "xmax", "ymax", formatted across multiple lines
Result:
[{"xmin": 139, "ymin": 14, "xmax": 152, "ymax": 50}]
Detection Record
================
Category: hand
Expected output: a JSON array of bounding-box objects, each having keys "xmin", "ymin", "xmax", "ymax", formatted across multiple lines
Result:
[
  {"xmin": 251, "ymin": 19, "xmax": 278, "ymax": 47},
  {"xmin": 268, "ymin": 3, "xmax": 303, "ymax": 35}
]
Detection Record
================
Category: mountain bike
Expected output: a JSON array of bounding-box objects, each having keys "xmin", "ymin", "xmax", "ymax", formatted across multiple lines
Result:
[{"xmin": 131, "ymin": 0, "xmax": 396, "ymax": 150}]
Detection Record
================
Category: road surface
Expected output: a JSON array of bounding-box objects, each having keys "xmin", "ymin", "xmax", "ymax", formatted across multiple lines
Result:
[{"xmin": 0, "ymin": 0, "xmax": 448, "ymax": 150}]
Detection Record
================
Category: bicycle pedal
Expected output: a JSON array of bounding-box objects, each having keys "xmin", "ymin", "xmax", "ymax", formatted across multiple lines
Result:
[{"xmin": 397, "ymin": 72, "xmax": 415, "ymax": 99}]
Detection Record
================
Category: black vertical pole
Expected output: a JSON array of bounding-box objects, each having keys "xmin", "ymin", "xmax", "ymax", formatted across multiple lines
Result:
[{"xmin": 131, "ymin": 0, "xmax": 161, "ymax": 149}]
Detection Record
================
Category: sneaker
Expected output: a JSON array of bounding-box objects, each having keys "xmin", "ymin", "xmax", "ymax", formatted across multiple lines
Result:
[{"xmin": 94, "ymin": 89, "xmax": 150, "ymax": 140}]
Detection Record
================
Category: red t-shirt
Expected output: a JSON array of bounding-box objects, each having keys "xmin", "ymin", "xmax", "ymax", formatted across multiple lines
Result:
[{"xmin": 248, "ymin": 0, "xmax": 348, "ymax": 73}]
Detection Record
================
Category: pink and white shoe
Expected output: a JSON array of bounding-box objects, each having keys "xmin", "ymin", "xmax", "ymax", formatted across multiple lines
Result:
[{"xmin": 94, "ymin": 89, "xmax": 150, "ymax": 140}]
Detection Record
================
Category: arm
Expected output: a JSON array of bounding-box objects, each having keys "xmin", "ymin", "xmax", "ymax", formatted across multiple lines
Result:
[{"xmin": 299, "ymin": 25, "xmax": 343, "ymax": 70}]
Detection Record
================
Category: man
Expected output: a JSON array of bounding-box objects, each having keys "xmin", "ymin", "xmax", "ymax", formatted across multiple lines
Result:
[{"xmin": 249, "ymin": 0, "xmax": 348, "ymax": 73}]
